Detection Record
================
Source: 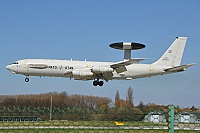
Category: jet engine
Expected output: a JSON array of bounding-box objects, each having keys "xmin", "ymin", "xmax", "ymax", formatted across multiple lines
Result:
[
  {"xmin": 72, "ymin": 70, "xmax": 93, "ymax": 77},
  {"xmin": 91, "ymin": 66, "xmax": 113, "ymax": 74}
]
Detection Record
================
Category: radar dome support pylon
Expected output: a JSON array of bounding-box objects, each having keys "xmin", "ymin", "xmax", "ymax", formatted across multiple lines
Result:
[{"xmin": 109, "ymin": 42, "xmax": 146, "ymax": 60}]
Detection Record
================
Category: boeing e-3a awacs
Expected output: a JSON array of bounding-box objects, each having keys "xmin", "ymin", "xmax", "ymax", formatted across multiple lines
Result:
[{"xmin": 6, "ymin": 37, "xmax": 195, "ymax": 86}]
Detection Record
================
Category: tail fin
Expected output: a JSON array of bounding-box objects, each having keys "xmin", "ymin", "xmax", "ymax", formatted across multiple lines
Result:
[{"xmin": 153, "ymin": 37, "xmax": 187, "ymax": 67}]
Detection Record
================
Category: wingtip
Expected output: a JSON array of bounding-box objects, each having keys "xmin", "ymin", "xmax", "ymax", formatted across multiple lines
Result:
[{"xmin": 188, "ymin": 63, "xmax": 196, "ymax": 66}]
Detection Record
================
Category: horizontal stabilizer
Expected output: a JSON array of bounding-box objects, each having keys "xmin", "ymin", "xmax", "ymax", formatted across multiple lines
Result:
[
  {"xmin": 164, "ymin": 64, "xmax": 195, "ymax": 72},
  {"xmin": 110, "ymin": 58, "xmax": 150, "ymax": 69}
]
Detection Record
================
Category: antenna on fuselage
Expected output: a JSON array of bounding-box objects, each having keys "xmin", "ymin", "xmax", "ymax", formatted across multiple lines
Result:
[{"xmin": 109, "ymin": 42, "xmax": 146, "ymax": 60}]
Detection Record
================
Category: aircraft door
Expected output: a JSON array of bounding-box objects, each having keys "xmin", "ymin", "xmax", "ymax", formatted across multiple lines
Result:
[
  {"xmin": 149, "ymin": 66, "xmax": 155, "ymax": 74},
  {"xmin": 23, "ymin": 60, "xmax": 29, "ymax": 72}
]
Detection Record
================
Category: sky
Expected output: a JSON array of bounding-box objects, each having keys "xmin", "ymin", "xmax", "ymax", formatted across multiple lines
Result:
[{"xmin": 0, "ymin": 1, "xmax": 199, "ymax": 108}]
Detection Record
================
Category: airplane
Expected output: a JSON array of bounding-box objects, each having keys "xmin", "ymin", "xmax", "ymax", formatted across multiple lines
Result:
[{"xmin": 6, "ymin": 37, "xmax": 195, "ymax": 86}]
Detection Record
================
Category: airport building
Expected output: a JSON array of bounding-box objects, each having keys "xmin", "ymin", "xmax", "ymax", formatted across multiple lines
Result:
[
  {"xmin": 175, "ymin": 112, "xmax": 197, "ymax": 123},
  {"xmin": 144, "ymin": 112, "xmax": 166, "ymax": 123}
]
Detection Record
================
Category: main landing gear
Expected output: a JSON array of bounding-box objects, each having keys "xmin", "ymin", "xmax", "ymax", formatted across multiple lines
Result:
[
  {"xmin": 93, "ymin": 80, "xmax": 104, "ymax": 86},
  {"xmin": 25, "ymin": 77, "xmax": 29, "ymax": 82}
]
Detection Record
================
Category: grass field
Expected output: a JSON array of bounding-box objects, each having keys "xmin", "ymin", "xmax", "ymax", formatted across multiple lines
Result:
[
  {"xmin": 0, "ymin": 129, "xmax": 197, "ymax": 133},
  {"xmin": 0, "ymin": 120, "xmax": 165, "ymax": 127},
  {"xmin": 0, "ymin": 121, "xmax": 199, "ymax": 133}
]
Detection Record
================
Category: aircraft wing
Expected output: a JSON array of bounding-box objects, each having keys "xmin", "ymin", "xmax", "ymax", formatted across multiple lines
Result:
[
  {"xmin": 164, "ymin": 63, "xmax": 195, "ymax": 72},
  {"xmin": 110, "ymin": 58, "xmax": 148, "ymax": 69},
  {"xmin": 64, "ymin": 69, "xmax": 73, "ymax": 75},
  {"xmin": 110, "ymin": 58, "xmax": 149, "ymax": 73}
]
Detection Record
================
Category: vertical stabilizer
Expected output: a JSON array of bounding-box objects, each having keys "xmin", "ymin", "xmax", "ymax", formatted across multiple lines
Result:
[{"xmin": 153, "ymin": 37, "xmax": 187, "ymax": 67}]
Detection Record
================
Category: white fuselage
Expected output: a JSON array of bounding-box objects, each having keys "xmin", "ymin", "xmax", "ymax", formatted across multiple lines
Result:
[{"xmin": 6, "ymin": 59, "xmax": 168, "ymax": 80}]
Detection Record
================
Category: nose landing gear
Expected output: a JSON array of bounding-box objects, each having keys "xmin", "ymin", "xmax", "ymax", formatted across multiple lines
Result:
[
  {"xmin": 93, "ymin": 80, "xmax": 104, "ymax": 86},
  {"xmin": 25, "ymin": 77, "xmax": 29, "ymax": 82}
]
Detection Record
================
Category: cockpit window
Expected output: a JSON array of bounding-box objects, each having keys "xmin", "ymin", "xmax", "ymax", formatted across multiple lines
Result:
[{"xmin": 12, "ymin": 62, "xmax": 19, "ymax": 64}]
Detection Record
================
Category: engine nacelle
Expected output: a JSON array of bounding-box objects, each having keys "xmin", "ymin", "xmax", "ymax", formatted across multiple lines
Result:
[
  {"xmin": 72, "ymin": 71, "xmax": 93, "ymax": 77},
  {"xmin": 91, "ymin": 66, "xmax": 113, "ymax": 73}
]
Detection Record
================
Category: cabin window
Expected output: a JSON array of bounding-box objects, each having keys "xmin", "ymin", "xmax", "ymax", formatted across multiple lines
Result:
[{"xmin": 12, "ymin": 62, "xmax": 19, "ymax": 64}]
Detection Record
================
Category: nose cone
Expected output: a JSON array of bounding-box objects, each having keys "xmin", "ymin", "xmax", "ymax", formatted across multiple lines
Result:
[
  {"xmin": 6, "ymin": 65, "xmax": 12, "ymax": 70},
  {"xmin": 6, "ymin": 65, "xmax": 16, "ymax": 74}
]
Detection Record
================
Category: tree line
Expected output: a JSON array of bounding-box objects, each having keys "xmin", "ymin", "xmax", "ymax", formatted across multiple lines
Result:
[
  {"xmin": 0, "ymin": 91, "xmax": 111, "ymax": 110},
  {"xmin": 0, "ymin": 88, "xmax": 144, "ymax": 121},
  {"xmin": 0, "ymin": 87, "xmax": 199, "ymax": 121}
]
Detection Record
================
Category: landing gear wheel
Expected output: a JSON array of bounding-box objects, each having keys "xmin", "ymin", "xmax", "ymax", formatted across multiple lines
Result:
[
  {"xmin": 93, "ymin": 81, "xmax": 98, "ymax": 86},
  {"xmin": 93, "ymin": 80, "xmax": 104, "ymax": 86},
  {"xmin": 25, "ymin": 77, "xmax": 29, "ymax": 82},
  {"xmin": 99, "ymin": 81, "xmax": 104, "ymax": 86}
]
